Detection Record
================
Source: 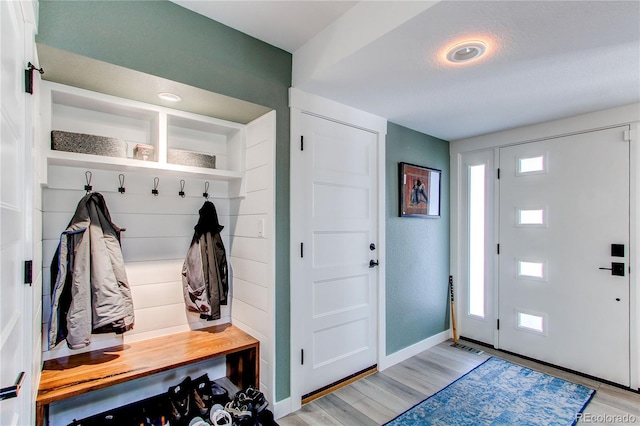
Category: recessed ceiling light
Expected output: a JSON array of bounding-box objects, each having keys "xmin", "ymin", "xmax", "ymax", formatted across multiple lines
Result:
[
  {"xmin": 446, "ymin": 41, "xmax": 487, "ymax": 63},
  {"xmin": 157, "ymin": 92, "xmax": 182, "ymax": 102}
]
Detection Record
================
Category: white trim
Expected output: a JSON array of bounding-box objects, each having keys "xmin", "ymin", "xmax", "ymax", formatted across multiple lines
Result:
[
  {"xmin": 272, "ymin": 397, "xmax": 291, "ymax": 420},
  {"xmin": 451, "ymin": 103, "xmax": 640, "ymax": 152},
  {"xmin": 378, "ymin": 330, "xmax": 450, "ymax": 371},
  {"xmin": 289, "ymin": 87, "xmax": 387, "ymax": 414},
  {"xmin": 630, "ymin": 121, "xmax": 639, "ymax": 390},
  {"xmin": 289, "ymin": 88, "xmax": 387, "ymax": 134}
]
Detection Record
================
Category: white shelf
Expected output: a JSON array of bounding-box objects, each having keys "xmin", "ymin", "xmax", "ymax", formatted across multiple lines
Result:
[
  {"xmin": 46, "ymin": 150, "xmax": 244, "ymax": 181},
  {"xmin": 41, "ymin": 81, "xmax": 247, "ymax": 195}
]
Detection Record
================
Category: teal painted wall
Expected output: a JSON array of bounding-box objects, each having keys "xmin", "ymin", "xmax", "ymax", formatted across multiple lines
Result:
[
  {"xmin": 385, "ymin": 122, "xmax": 450, "ymax": 354},
  {"xmin": 37, "ymin": 0, "xmax": 292, "ymax": 401}
]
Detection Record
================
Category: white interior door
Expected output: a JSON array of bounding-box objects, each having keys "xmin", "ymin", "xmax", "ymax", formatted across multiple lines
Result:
[
  {"xmin": 498, "ymin": 126, "xmax": 630, "ymax": 386},
  {"xmin": 296, "ymin": 112, "xmax": 378, "ymax": 396},
  {"xmin": 1, "ymin": 1, "xmax": 31, "ymax": 423}
]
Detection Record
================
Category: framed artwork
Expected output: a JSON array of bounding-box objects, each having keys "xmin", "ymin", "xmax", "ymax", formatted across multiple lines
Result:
[{"xmin": 399, "ymin": 162, "xmax": 441, "ymax": 218}]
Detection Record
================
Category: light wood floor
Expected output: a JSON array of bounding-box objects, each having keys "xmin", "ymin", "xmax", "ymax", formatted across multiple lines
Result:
[{"xmin": 278, "ymin": 339, "xmax": 640, "ymax": 425}]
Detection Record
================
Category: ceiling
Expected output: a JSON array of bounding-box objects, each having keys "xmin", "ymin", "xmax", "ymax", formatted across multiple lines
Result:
[{"xmin": 172, "ymin": 0, "xmax": 640, "ymax": 141}]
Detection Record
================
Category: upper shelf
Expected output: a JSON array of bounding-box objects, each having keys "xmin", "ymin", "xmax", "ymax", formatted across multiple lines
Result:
[{"xmin": 41, "ymin": 81, "xmax": 247, "ymax": 190}]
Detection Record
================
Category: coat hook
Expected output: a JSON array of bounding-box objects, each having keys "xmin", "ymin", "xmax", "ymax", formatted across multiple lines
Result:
[
  {"xmin": 25, "ymin": 62, "xmax": 44, "ymax": 95},
  {"xmin": 118, "ymin": 174, "xmax": 126, "ymax": 194},
  {"xmin": 152, "ymin": 177, "xmax": 160, "ymax": 196},
  {"xmin": 84, "ymin": 171, "xmax": 93, "ymax": 193},
  {"xmin": 203, "ymin": 181, "xmax": 210, "ymax": 199},
  {"xmin": 179, "ymin": 179, "xmax": 186, "ymax": 198}
]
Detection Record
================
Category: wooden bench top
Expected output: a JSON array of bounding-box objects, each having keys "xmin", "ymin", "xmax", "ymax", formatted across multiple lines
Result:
[{"xmin": 37, "ymin": 324, "xmax": 258, "ymax": 407}]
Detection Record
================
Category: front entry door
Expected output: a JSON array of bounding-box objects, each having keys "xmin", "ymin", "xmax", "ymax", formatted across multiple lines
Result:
[
  {"xmin": 498, "ymin": 126, "xmax": 630, "ymax": 386},
  {"xmin": 297, "ymin": 112, "xmax": 378, "ymax": 396}
]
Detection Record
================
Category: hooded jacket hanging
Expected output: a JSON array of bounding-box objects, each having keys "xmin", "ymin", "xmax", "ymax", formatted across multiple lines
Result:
[
  {"xmin": 49, "ymin": 192, "xmax": 134, "ymax": 349},
  {"xmin": 182, "ymin": 200, "xmax": 229, "ymax": 320}
]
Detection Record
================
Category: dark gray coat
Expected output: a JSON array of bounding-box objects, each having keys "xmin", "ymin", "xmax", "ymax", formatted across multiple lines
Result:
[{"xmin": 182, "ymin": 201, "xmax": 228, "ymax": 320}]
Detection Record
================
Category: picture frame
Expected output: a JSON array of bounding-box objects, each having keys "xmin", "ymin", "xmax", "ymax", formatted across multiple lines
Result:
[{"xmin": 399, "ymin": 162, "xmax": 441, "ymax": 218}]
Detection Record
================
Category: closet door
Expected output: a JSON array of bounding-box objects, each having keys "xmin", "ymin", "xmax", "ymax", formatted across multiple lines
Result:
[
  {"xmin": 1, "ymin": 1, "xmax": 35, "ymax": 424},
  {"xmin": 294, "ymin": 112, "xmax": 379, "ymax": 397}
]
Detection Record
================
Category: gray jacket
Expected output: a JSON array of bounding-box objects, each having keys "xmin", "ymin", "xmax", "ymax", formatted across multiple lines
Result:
[{"xmin": 49, "ymin": 192, "xmax": 134, "ymax": 349}]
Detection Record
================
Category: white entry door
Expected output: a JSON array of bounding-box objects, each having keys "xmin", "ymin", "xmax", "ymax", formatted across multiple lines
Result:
[
  {"xmin": 1, "ymin": 1, "xmax": 33, "ymax": 423},
  {"xmin": 498, "ymin": 126, "xmax": 630, "ymax": 386},
  {"xmin": 295, "ymin": 112, "xmax": 379, "ymax": 396}
]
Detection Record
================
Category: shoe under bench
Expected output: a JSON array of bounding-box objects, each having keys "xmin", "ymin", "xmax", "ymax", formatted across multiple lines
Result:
[{"xmin": 36, "ymin": 323, "xmax": 259, "ymax": 426}]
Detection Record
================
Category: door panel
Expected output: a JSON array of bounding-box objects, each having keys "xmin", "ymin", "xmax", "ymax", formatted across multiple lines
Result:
[
  {"xmin": 498, "ymin": 127, "xmax": 630, "ymax": 386},
  {"xmin": 299, "ymin": 113, "xmax": 378, "ymax": 395}
]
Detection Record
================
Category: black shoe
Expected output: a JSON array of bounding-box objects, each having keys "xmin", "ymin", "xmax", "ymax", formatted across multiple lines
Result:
[
  {"xmin": 211, "ymin": 381, "xmax": 230, "ymax": 405},
  {"xmin": 192, "ymin": 374, "xmax": 214, "ymax": 415},
  {"xmin": 168, "ymin": 376, "xmax": 192, "ymax": 424}
]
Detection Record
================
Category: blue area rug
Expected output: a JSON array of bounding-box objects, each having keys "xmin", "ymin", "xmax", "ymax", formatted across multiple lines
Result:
[{"xmin": 385, "ymin": 357, "xmax": 595, "ymax": 426}]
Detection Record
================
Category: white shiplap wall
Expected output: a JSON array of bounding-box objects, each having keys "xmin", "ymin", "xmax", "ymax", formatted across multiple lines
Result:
[
  {"xmin": 42, "ymin": 166, "xmax": 232, "ymax": 360},
  {"xmin": 229, "ymin": 111, "xmax": 277, "ymax": 407}
]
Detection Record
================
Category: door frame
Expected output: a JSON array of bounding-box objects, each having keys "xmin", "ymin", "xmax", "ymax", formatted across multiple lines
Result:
[
  {"xmin": 450, "ymin": 105, "xmax": 640, "ymax": 390},
  {"xmin": 288, "ymin": 88, "xmax": 387, "ymax": 413}
]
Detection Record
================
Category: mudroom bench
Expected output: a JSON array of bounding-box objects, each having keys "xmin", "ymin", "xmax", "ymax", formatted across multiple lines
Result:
[{"xmin": 36, "ymin": 324, "xmax": 259, "ymax": 426}]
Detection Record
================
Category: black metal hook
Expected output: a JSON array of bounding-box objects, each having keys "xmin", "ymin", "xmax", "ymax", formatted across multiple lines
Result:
[
  {"xmin": 25, "ymin": 62, "xmax": 44, "ymax": 95},
  {"xmin": 179, "ymin": 180, "xmax": 186, "ymax": 198},
  {"xmin": 84, "ymin": 171, "xmax": 93, "ymax": 193},
  {"xmin": 118, "ymin": 174, "xmax": 126, "ymax": 194},
  {"xmin": 27, "ymin": 62, "xmax": 44, "ymax": 75},
  {"xmin": 152, "ymin": 177, "xmax": 160, "ymax": 196},
  {"xmin": 203, "ymin": 181, "xmax": 210, "ymax": 199}
]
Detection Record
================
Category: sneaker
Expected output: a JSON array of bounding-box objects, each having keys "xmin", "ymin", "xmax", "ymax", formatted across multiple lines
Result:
[
  {"xmin": 224, "ymin": 399, "xmax": 253, "ymax": 424},
  {"xmin": 210, "ymin": 408, "xmax": 233, "ymax": 426},
  {"xmin": 244, "ymin": 386, "xmax": 268, "ymax": 414}
]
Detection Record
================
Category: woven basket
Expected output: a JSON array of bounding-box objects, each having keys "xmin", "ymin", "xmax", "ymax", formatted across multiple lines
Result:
[
  {"xmin": 51, "ymin": 130, "xmax": 127, "ymax": 158},
  {"xmin": 168, "ymin": 148, "xmax": 216, "ymax": 169}
]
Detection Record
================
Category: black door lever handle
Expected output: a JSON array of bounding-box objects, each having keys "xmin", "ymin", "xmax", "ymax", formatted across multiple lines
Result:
[
  {"xmin": 369, "ymin": 259, "xmax": 379, "ymax": 268},
  {"xmin": 599, "ymin": 262, "xmax": 625, "ymax": 276}
]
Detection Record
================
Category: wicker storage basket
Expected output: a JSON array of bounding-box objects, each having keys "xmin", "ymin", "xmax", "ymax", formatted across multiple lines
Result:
[
  {"xmin": 51, "ymin": 130, "xmax": 128, "ymax": 158},
  {"xmin": 167, "ymin": 148, "xmax": 216, "ymax": 169}
]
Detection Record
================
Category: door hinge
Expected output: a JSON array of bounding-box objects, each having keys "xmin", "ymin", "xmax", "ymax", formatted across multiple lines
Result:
[
  {"xmin": 623, "ymin": 130, "xmax": 631, "ymax": 142},
  {"xmin": 300, "ymin": 135, "xmax": 304, "ymax": 151},
  {"xmin": 301, "ymin": 349, "xmax": 304, "ymax": 365},
  {"xmin": 497, "ymin": 244, "xmax": 500, "ymax": 255},
  {"xmin": 24, "ymin": 260, "xmax": 33, "ymax": 285},
  {"xmin": 497, "ymin": 168, "xmax": 500, "ymax": 179},
  {"xmin": 300, "ymin": 242, "xmax": 304, "ymax": 258},
  {"xmin": 497, "ymin": 319, "xmax": 500, "ymax": 330}
]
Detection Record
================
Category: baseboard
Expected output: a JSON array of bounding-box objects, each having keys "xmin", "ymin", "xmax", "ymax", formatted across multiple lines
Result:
[
  {"xmin": 378, "ymin": 329, "xmax": 450, "ymax": 371},
  {"xmin": 273, "ymin": 397, "xmax": 291, "ymax": 420}
]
